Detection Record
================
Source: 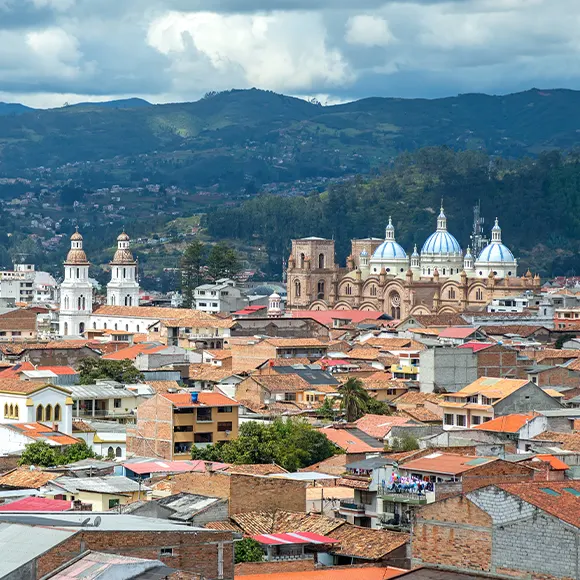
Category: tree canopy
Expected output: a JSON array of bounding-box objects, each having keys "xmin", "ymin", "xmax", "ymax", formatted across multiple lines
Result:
[
  {"xmin": 19, "ymin": 440, "xmax": 96, "ymax": 467},
  {"xmin": 78, "ymin": 358, "xmax": 144, "ymax": 385},
  {"xmin": 234, "ymin": 539, "xmax": 265, "ymax": 564},
  {"xmin": 191, "ymin": 418, "xmax": 338, "ymax": 472}
]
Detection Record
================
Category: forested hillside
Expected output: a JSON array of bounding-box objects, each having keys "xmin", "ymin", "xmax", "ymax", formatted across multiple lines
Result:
[{"xmin": 207, "ymin": 147, "xmax": 580, "ymax": 277}]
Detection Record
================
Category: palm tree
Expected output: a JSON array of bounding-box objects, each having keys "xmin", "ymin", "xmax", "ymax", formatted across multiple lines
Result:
[{"xmin": 338, "ymin": 377, "xmax": 370, "ymax": 422}]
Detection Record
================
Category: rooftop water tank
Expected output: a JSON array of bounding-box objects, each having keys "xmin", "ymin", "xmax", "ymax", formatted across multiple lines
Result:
[{"xmin": 191, "ymin": 392, "xmax": 199, "ymax": 403}]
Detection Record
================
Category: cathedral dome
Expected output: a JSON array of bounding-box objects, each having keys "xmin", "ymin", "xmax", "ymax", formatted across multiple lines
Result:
[
  {"xmin": 65, "ymin": 249, "xmax": 89, "ymax": 264},
  {"xmin": 111, "ymin": 248, "xmax": 136, "ymax": 265},
  {"xmin": 421, "ymin": 206, "xmax": 462, "ymax": 256},
  {"xmin": 477, "ymin": 243, "xmax": 516, "ymax": 263},
  {"xmin": 70, "ymin": 231, "xmax": 83, "ymax": 241},
  {"xmin": 372, "ymin": 240, "xmax": 407, "ymax": 260},
  {"xmin": 117, "ymin": 231, "xmax": 130, "ymax": 242}
]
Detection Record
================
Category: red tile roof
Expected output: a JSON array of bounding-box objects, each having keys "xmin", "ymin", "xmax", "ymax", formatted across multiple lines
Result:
[
  {"xmin": 6, "ymin": 423, "xmax": 79, "ymax": 446},
  {"xmin": 318, "ymin": 427, "xmax": 383, "ymax": 453},
  {"xmin": 0, "ymin": 496, "xmax": 72, "ymax": 512},
  {"xmin": 251, "ymin": 532, "xmax": 339, "ymax": 546},
  {"xmin": 123, "ymin": 459, "xmax": 229, "ymax": 475},
  {"xmin": 532, "ymin": 454, "xmax": 569, "ymax": 471},
  {"xmin": 236, "ymin": 567, "xmax": 406, "ymax": 580},
  {"xmin": 103, "ymin": 343, "xmax": 167, "ymax": 361},
  {"xmin": 473, "ymin": 412, "xmax": 539, "ymax": 434},
  {"xmin": 438, "ymin": 327, "xmax": 479, "ymax": 339},
  {"xmin": 401, "ymin": 453, "xmax": 497, "ymax": 476},
  {"xmin": 161, "ymin": 392, "xmax": 239, "ymax": 408},
  {"xmin": 291, "ymin": 310, "xmax": 387, "ymax": 326},
  {"xmin": 457, "ymin": 342, "xmax": 495, "ymax": 353},
  {"xmin": 354, "ymin": 415, "xmax": 413, "ymax": 439}
]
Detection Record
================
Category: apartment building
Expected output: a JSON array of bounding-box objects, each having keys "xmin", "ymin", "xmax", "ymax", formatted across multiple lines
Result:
[{"xmin": 128, "ymin": 391, "xmax": 239, "ymax": 460}]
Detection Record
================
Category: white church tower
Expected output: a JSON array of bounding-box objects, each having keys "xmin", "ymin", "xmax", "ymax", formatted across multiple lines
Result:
[
  {"xmin": 107, "ymin": 231, "xmax": 140, "ymax": 307},
  {"xmin": 59, "ymin": 229, "xmax": 93, "ymax": 336}
]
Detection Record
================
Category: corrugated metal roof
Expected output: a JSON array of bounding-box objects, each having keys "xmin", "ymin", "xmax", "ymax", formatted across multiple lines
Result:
[
  {"xmin": 69, "ymin": 384, "xmax": 138, "ymax": 400},
  {"xmin": 49, "ymin": 476, "xmax": 145, "ymax": 494}
]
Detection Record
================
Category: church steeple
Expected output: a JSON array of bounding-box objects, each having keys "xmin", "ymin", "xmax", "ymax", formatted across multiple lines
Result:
[
  {"xmin": 437, "ymin": 204, "xmax": 447, "ymax": 232},
  {"xmin": 385, "ymin": 217, "xmax": 395, "ymax": 240},
  {"xmin": 491, "ymin": 218, "xmax": 502, "ymax": 243},
  {"xmin": 107, "ymin": 231, "xmax": 140, "ymax": 307}
]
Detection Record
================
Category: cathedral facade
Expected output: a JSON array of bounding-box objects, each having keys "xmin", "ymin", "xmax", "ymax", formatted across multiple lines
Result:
[{"xmin": 286, "ymin": 207, "xmax": 540, "ymax": 318}]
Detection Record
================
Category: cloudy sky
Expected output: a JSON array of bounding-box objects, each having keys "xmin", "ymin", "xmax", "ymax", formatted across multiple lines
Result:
[{"xmin": 1, "ymin": 0, "xmax": 579, "ymax": 107}]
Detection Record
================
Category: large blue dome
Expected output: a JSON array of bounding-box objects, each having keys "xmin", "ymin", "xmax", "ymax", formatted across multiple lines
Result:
[
  {"xmin": 477, "ymin": 242, "xmax": 516, "ymax": 263},
  {"xmin": 421, "ymin": 231, "xmax": 462, "ymax": 255},
  {"xmin": 372, "ymin": 241, "xmax": 407, "ymax": 260}
]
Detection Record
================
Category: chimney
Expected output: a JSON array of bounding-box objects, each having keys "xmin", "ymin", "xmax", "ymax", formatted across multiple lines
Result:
[{"xmin": 204, "ymin": 461, "xmax": 213, "ymax": 473}]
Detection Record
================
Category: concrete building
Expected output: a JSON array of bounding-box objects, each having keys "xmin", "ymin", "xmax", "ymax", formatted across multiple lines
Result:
[
  {"xmin": 127, "ymin": 391, "xmax": 239, "ymax": 460},
  {"xmin": 419, "ymin": 347, "xmax": 478, "ymax": 393},
  {"xmin": 0, "ymin": 264, "xmax": 57, "ymax": 304},
  {"xmin": 193, "ymin": 278, "xmax": 248, "ymax": 314}
]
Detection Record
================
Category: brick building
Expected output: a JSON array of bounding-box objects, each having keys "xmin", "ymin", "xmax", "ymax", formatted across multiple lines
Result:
[
  {"xmin": 127, "ymin": 392, "xmax": 239, "ymax": 460},
  {"xmin": 411, "ymin": 481, "xmax": 580, "ymax": 580}
]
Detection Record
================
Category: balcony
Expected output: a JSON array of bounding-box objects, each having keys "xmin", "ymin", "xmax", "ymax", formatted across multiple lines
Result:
[
  {"xmin": 173, "ymin": 431, "xmax": 194, "ymax": 443},
  {"xmin": 173, "ymin": 413, "xmax": 195, "ymax": 426},
  {"xmin": 378, "ymin": 486, "xmax": 434, "ymax": 505},
  {"xmin": 338, "ymin": 501, "xmax": 366, "ymax": 515},
  {"xmin": 390, "ymin": 364, "xmax": 418, "ymax": 375}
]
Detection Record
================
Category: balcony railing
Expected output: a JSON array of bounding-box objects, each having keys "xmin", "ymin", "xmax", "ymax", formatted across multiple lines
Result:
[
  {"xmin": 338, "ymin": 501, "xmax": 365, "ymax": 513},
  {"xmin": 378, "ymin": 486, "xmax": 433, "ymax": 505}
]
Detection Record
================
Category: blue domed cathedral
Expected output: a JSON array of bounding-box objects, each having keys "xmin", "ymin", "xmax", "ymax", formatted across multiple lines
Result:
[{"xmin": 286, "ymin": 206, "xmax": 540, "ymax": 317}]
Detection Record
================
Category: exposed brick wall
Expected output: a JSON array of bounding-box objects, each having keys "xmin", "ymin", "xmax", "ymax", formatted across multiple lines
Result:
[
  {"xmin": 35, "ymin": 530, "xmax": 234, "ymax": 580},
  {"xmin": 235, "ymin": 560, "xmax": 317, "ymax": 575},
  {"xmin": 230, "ymin": 342, "xmax": 277, "ymax": 369},
  {"xmin": 412, "ymin": 495, "xmax": 492, "ymax": 572},
  {"xmin": 535, "ymin": 366, "xmax": 580, "ymax": 388},
  {"xmin": 169, "ymin": 471, "xmax": 232, "ymax": 499},
  {"xmin": 461, "ymin": 459, "xmax": 533, "ymax": 493},
  {"xmin": 127, "ymin": 393, "xmax": 173, "ymax": 459},
  {"xmin": 235, "ymin": 377, "xmax": 267, "ymax": 404},
  {"xmin": 229, "ymin": 473, "xmax": 306, "ymax": 515},
  {"xmin": 476, "ymin": 345, "xmax": 522, "ymax": 378}
]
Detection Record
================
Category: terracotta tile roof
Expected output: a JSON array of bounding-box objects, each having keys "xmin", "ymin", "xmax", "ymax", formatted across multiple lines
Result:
[
  {"xmin": 363, "ymin": 338, "xmax": 414, "ymax": 349},
  {"xmin": 72, "ymin": 419, "xmax": 96, "ymax": 433},
  {"xmin": 328, "ymin": 525, "xmax": 409, "ymax": 560},
  {"xmin": 398, "ymin": 407, "xmax": 441, "ymax": 423},
  {"xmin": 532, "ymin": 431, "xmax": 580, "ymax": 451},
  {"xmin": 402, "ymin": 313, "xmax": 467, "ymax": 328},
  {"xmin": 354, "ymin": 415, "xmax": 413, "ymax": 439},
  {"xmin": 102, "ymin": 342, "xmax": 167, "ymax": 361},
  {"xmin": 162, "ymin": 316, "xmax": 234, "ymax": 329},
  {"xmin": 94, "ymin": 305, "xmax": 219, "ymax": 321},
  {"xmin": 0, "ymin": 362, "xmax": 35, "ymax": 377},
  {"xmin": 260, "ymin": 358, "xmax": 312, "ymax": 367},
  {"xmin": 231, "ymin": 511, "xmax": 344, "ymax": 536},
  {"xmin": 203, "ymin": 349, "xmax": 233, "ymax": 360},
  {"xmin": 336, "ymin": 477, "xmax": 370, "ymax": 490},
  {"xmin": 236, "ymin": 566, "xmax": 406, "ymax": 580},
  {"xmin": 6, "ymin": 422, "xmax": 79, "ymax": 446},
  {"xmin": 473, "ymin": 412, "xmax": 539, "ymax": 433},
  {"xmin": 345, "ymin": 348, "xmax": 382, "ymax": 362},
  {"xmin": 204, "ymin": 520, "xmax": 243, "ymax": 532},
  {"xmin": 0, "ymin": 341, "xmax": 96, "ymax": 355},
  {"xmin": 290, "ymin": 310, "xmax": 387, "ymax": 326},
  {"xmin": 224, "ymin": 464, "xmax": 288, "ymax": 476},
  {"xmin": 318, "ymin": 427, "xmax": 384, "ymax": 453},
  {"xmin": 401, "ymin": 453, "xmax": 497, "ymax": 476},
  {"xmin": 146, "ymin": 380, "xmax": 183, "ymax": 394},
  {"xmin": 189, "ymin": 365, "xmax": 239, "ymax": 382},
  {"xmin": 523, "ymin": 349, "xmax": 580, "ymax": 363},
  {"xmin": 0, "ymin": 310, "xmax": 37, "ymax": 332},
  {"xmin": 0, "ymin": 378, "xmax": 60, "ymax": 395},
  {"xmin": 532, "ymin": 454, "xmax": 570, "ymax": 471},
  {"xmin": 238, "ymin": 399, "xmax": 305, "ymax": 416},
  {"xmin": 300, "ymin": 454, "xmax": 347, "ymax": 477},
  {"xmin": 497, "ymin": 481, "xmax": 580, "ymax": 528},
  {"xmin": 360, "ymin": 376, "xmax": 408, "ymax": 392},
  {"xmin": 480, "ymin": 325, "xmax": 548, "ymax": 337},
  {"xmin": 252, "ymin": 374, "xmax": 312, "ymax": 393},
  {"xmin": 0, "ymin": 467, "xmax": 60, "ymax": 489},
  {"xmin": 161, "ymin": 392, "xmax": 239, "ymax": 408},
  {"xmin": 449, "ymin": 377, "xmax": 530, "ymax": 402},
  {"xmin": 564, "ymin": 359, "xmax": 580, "ymax": 371},
  {"xmin": 438, "ymin": 327, "xmax": 480, "ymax": 339},
  {"xmin": 393, "ymin": 391, "xmax": 440, "ymax": 405},
  {"xmin": 265, "ymin": 338, "xmax": 327, "ymax": 348}
]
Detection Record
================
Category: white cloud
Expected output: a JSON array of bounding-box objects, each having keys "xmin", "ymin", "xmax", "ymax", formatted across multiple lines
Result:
[
  {"xmin": 147, "ymin": 10, "xmax": 353, "ymax": 93},
  {"xmin": 26, "ymin": 27, "xmax": 83, "ymax": 78},
  {"xmin": 345, "ymin": 14, "xmax": 395, "ymax": 47}
]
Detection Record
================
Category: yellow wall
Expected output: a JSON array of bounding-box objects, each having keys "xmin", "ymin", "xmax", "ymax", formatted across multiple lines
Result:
[{"xmin": 71, "ymin": 490, "xmax": 144, "ymax": 511}]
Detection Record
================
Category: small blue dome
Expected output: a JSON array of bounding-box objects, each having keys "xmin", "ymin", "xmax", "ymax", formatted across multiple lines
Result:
[
  {"xmin": 360, "ymin": 248, "xmax": 369, "ymax": 257},
  {"xmin": 372, "ymin": 241, "xmax": 407, "ymax": 260},
  {"xmin": 477, "ymin": 242, "xmax": 516, "ymax": 263},
  {"xmin": 421, "ymin": 231, "xmax": 462, "ymax": 255}
]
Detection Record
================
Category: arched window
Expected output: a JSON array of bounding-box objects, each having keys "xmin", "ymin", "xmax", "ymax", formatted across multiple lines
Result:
[
  {"xmin": 3, "ymin": 404, "xmax": 8, "ymax": 418},
  {"xmin": 104, "ymin": 323, "xmax": 107, "ymax": 330},
  {"xmin": 82, "ymin": 296, "xmax": 86, "ymax": 310},
  {"xmin": 126, "ymin": 324, "xmax": 129, "ymax": 331},
  {"xmin": 294, "ymin": 280, "xmax": 301, "ymax": 298},
  {"xmin": 448, "ymin": 288, "xmax": 456, "ymax": 300},
  {"xmin": 116, "ymin": 446, "xmax": 122, "ymax": 458},
  {"xmin": 54, "ymin": 404, "xmax": 62, "ymax": 422},
  {"xmin": 111, "ymin": 295, "xmax": 116, "ymax": 306},
  {"xmin": 93, "ymin": 322, "xmax": 97, "ymax": 329},
  {"xmin": 78, "ymin": 296, "xmax": 82, "ymax": 310},
  {"xmin": 107, "ymin": 446, "xmax": 114, "ymax": 458},
  {"xmin": 443, "ymin": 268, "xmax": 446, "ymax": 275},
  {"xmin": 428, "ymin": 268, "xmax": 431, "ymax": 275},
  {"xmin": 14, "ymin": 405, "xmax": 18, "ymax": 419},
  {"xmin": 114, "ymin": 323, "xmax": 118, "ymax": 331},
  {"xmin": 45, "ymin": 405, "xmax": 53, "ymax": 422},
  {"xmin": 36, "ymin": 405, "xmax": 44, "ymax": 421},
  {"xmin": 345, "ymin": 284, "xmax": 352, "ymax": 296},
  {"xmin": 64, "ymin": 322, "xmax": 69, "ymax": 336},
  {"xmin": 370, "ymin": 285, "xmax": 377, "ymax": 297},
  {"xmin": 64, "ymin": 296, "xmax": 70, "ymax": 310},
  {"xmin": 76, "ymin": 268, "xmax": 80, "ymax": 279},
  {"xmin": 79, "ymin": 322, "xmax": 85, "ymax": 334},
  {"xmin": 136, "ymin": 325, "xmax": 140, "ymax": 332},
  {"xmin": 476, "ymin": 289, "xmax": 483, "ymax": 301},
  {"xmin": 9, "ymin": 404, "xmax": 13, "ymax": 418},
  {"xmin": 317, "ymin": 280, "xmax": 325, "ymax": 300},
  {"xmin": 300, "ymin": 253, "xmax": 305, "ymax": 269},
  {"xmin": 123, "ymin": 268, "xmax": 126, "ymax": 278},
  {"xmin": 450, "ymin": 269, "xmax": 454, "ymax": 275},
  {"xmin": 318, "ymin": 254, "xmax": 325, "ymax": 269}
]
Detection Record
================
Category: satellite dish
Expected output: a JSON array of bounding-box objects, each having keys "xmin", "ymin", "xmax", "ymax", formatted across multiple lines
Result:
[
  {"xmin": 93, "ymin": 516, "xmax": 102, "ymax": 528},
  {"xmin": 80, "ymin": 517, "xmax": 91, "ymax": 526}
]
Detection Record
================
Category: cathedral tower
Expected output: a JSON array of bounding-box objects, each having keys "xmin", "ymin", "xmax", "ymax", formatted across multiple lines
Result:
[
  {"xmin": 59, "ymin": 229, "xmax": 93, "ymax": 336},
  {"xmin": 107, "ymin": 232, "xmax": 140, "ymax": 307}
]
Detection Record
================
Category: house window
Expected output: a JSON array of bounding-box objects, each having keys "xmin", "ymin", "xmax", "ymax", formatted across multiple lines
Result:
[
  {"xmin": 108, "ymin": 499, "xmax": 120, "ymax": 509},
  {"xmin": 45, "ymin": 405, "xmax": 53, "ymax": 421},
  {"xmin": 218, "ymin": 406, "xmax": 233, "ymax": 413},
  {"xmin": 284, "ymin": 392, "xmax": 297, "ymax": 401},
  {"xmin": 218, "ymin": 422, "xmax": 233, "ymax": 432},
  {"xmin": 116, "ymin": 446, "xmax": 122, "ymax": 457},
  {"xmin": 359, "ymin": 491, "xmax": 374, "ymax": 505},
  {"xmin": 471, "ymin": 415, "xmax": 481, "ymax": 425},
  {"xmin": 114, "ymin": 398, "xmax": 122, "ymax": 408},
  {"xmin": 54, "ymin": 404, "xmax": 61, "ymax": 421},
  {"xmin": 160, "ymin": 548, "xmax": 174, "ymax": 557},
  {"xmin": 36, "ymin": 405, "xmax": 44, "ymax": 421},
  {"xmin": 448, "ymin": 288, "xmax": 456, "ymax": 300},
  {"xmin": 444, "ymin": 413, "xmax": 454, "ymax": 426},
  {"xmin": 456, "ymin": 415, "xmax": 467, "ymax": 427}
]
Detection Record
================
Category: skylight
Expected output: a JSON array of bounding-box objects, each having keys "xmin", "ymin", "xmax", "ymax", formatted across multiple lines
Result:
[
  {"xmin": 540, "ymin": 488, "xmax": 561, "ymax": 496},
  {"xmin": 563, "ymin": 488, "xmax": 580, "ymax": 497}
]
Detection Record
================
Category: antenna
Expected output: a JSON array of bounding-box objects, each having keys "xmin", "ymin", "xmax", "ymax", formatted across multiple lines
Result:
[
  {"xmin": 93, "ymin": 516, "xmax": 102, "ymax": 527},
  {"xmin": 80, "ymin": 517, "xmax": 91, "ymax": 526}
]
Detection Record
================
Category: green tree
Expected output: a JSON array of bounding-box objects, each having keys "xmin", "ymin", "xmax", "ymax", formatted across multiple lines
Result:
[
  {"xmin": 234, "ymin": 539, "xmax": 264, "ymax": 564},
  {"xmin": 206, "ymin": 242, "xmax": 241, "ymax": 282},
  {"xmin": 191, "ymin": 418, "xmax": 337, "ymax": 471},
  {"xmin": 338, "ymin": 377, "xmax": 370, "ymax": 422},
  {"xmin": 389, "ymin": 433, "xmax": 420, "ymax": 452},
  {"xmin": 78, "ymin": 358, "xmax": 144, "ymax": 385},
  {"xmin": 181, "ymin": 240, "xmax": 206, "ymax": 308},
  {"xmin": 365, "ymin": 397, "xmax": 392, "ymax": 416},
  {"xmin": 555, "ymin": 333, "xmax": 576, "ymax": 349},
  {"xmin": 61, "ymin": 441, "xmax": 97, "ymax": 463},
  {"xmin": 19, "ymin": 441, "xmax": 60, "ymax": 467}
]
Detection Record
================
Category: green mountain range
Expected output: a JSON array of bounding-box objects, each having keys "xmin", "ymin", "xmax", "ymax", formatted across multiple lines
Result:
[{"xmin": 2, "ymin": 88, "xmax": 580, "ymax": 188}]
